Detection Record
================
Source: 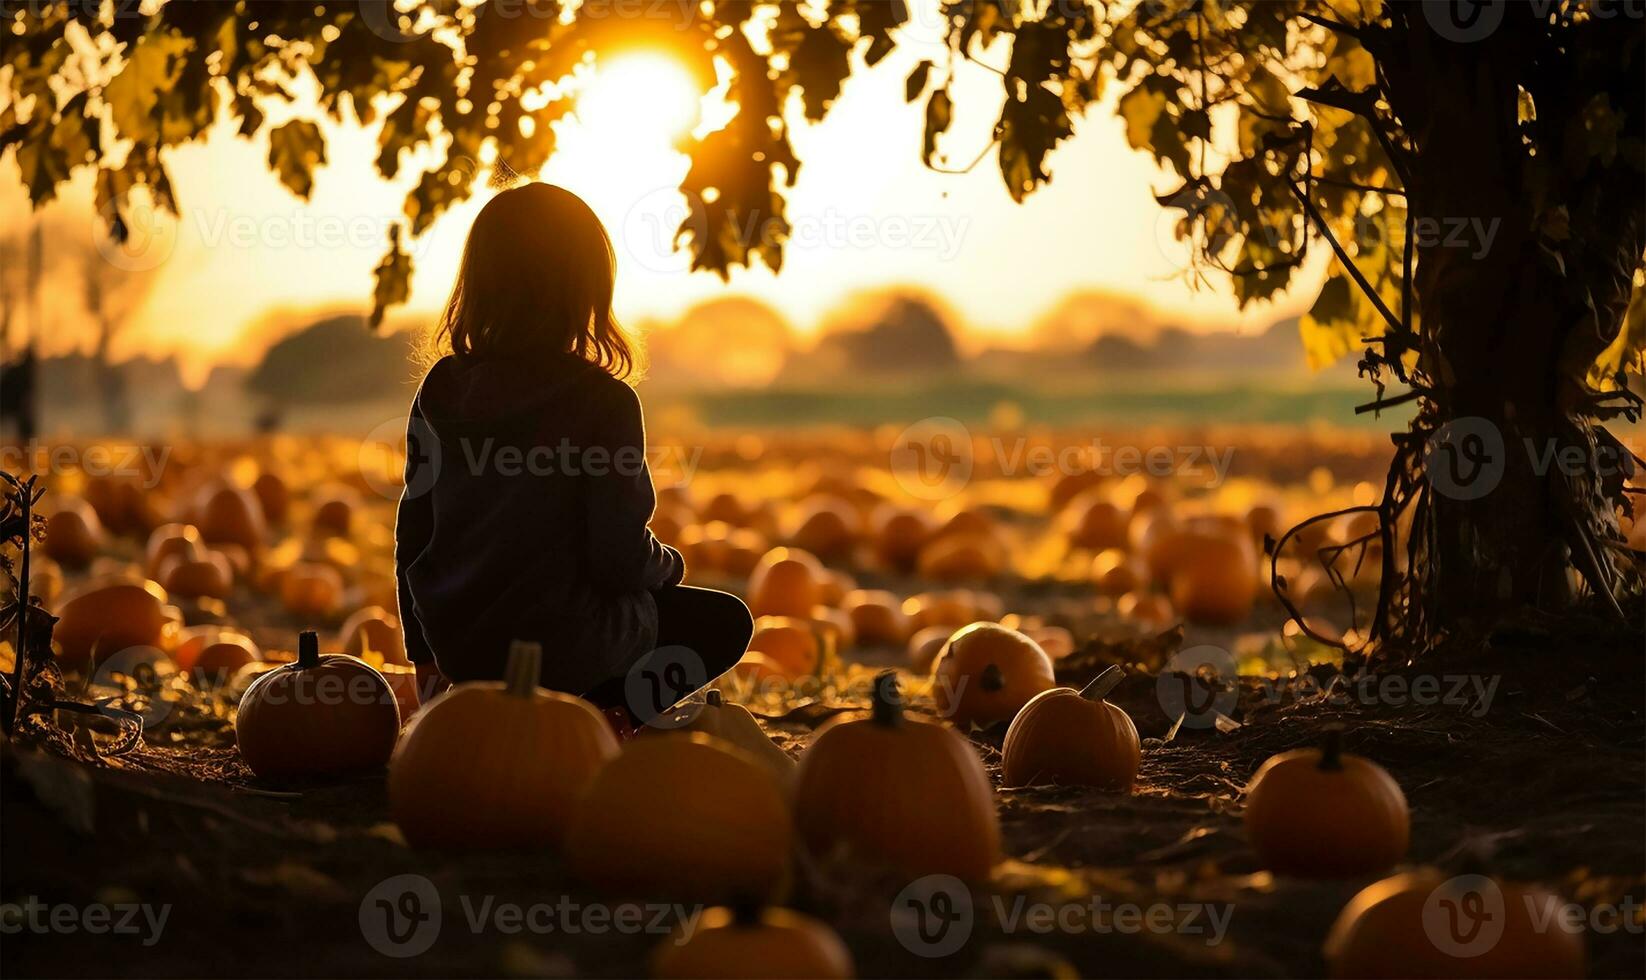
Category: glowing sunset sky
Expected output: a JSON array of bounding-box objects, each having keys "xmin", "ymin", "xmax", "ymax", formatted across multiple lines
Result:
[{"xmin": 0, "ymin": 5, "xmax": 1319, "ymax": 381}]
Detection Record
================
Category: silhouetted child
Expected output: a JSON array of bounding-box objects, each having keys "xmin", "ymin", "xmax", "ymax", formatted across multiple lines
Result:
[{"xmin": 395, "ymin": 183, "xmax": 752, "ymax": 726}]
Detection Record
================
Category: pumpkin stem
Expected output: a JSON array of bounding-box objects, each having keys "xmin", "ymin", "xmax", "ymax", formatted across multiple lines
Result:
[
  {"xmin": 705, "ymin": 688, "xmax": 723, "ymax": 707},
  {"xmin": 870, "ymin": 670, "xmax": 903, "ymax": 727},
  {"xmin": 980, "ymin": 663, "xmax": 1006, "ymax": 692},
  {"xmin": 1318, "ymin": 725, "xmax": 1345, "ymax": 771},
  {"xmin": 297, "ymin": 630, "xmax": 320, "ymax": 669},
  {"xmin": 504, "ymin": 641, "xmax": 542, "ymax": 698},
  {"xmin": 1079, "ymin": 665, "xmax": 1125, "ymax": 701}
]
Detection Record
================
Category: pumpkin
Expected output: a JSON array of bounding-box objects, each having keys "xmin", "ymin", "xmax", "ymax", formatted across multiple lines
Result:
[
  {"xmin": 157, "ymin": 550, "xmax": 234, "ymax": 600},
  {"xmin": 235, "ymin": 630, "xmax": 400, "ymax": 783},
  {"xmin": 390, "ymin": 641, "xmax": 617, "ymax": 848},
  {"xmin": 1066, "ymin": 494, "xmax": 1129, "ymax": 551},
  {"xmin": 794, "ymin": 671, "xmax": 999, "ymax": 881},
  {"xmin": 747, "ymin": 617, "xmax": 822, "ymax": 677},
  {"xmin": 1002, "ymin": 667, "xmax": 1140, "ymax": 789},
  {"xmin": 311, "ymin": 489, "xmax": 356, "ymax": 538},
  {"xmin": 906, "ymin": 625, "xmax": 954, "ymax": 673},
  {"xmin": 339, "ymin": 605, "xmax": 408, "ymax": 665},
  {"xmin": 652, "ymin": 905, "xmax": 853, "ymax": 980},
  {"xmin": 1244, "ymin": 728, "xmax": 1409, "ymax": 878},
  {"xmin": 870, "ymin": 504, "xmax": 934, "ymax": 571},
  {"xmin": 197, "ymin": 484, "xmax": 266, "ymax": 554},
  {"xmin": 810, "ymin": 605, "xmax": 855, "ymax": 653},
  {"xmin": 252, "ymin": 471, "xmax": 290, "ymax": 526},
  {"xmin": 1246, "ymin": 503, "xmax": 1282, "ymax": 545},
  {"xmin": 1092, "ymin": 548, "xmax": 1145, "ymax": 595},
  {"xmin": 726, "ymin": 653, "xmax": 791, "ymax": 690},
  {"xmin": 147, "ymin": 524, "xmax": 205, "ymax": 579},
  {"xmin": 192, "ymin": 636, "xmax": 261, "ymax": 685},
  {"xmin": 842, "ymin": 589, "xmax": 910, "ymax": 647},
  {"xmin": 916, "ymin": 531, "xmax": 1004, "ymax": 582},
  {"xmin": 565, "ymin": 733, "xmax": 792, "ymax": 903},
  {"xmin": 817, "ymin": 568, "xmax": 856, "ymax": 608},
  {"xmin": 931, "ymin": 622, "xmax": 1057, "ymax": 730},
  {"xmin": 1168, "ymin": 531, "xmax": 1259, "ymax": 625},
  {"xmin": 679, "ymin": 521, "xmax": 732, "ymax": 572},
  {"xmin": 53, "ymin": 579, "xmax": 179, "ymax": 668},
  {"xmin": 1324, "ymin": 869, "xmax": 1584, "ymax": 979},
  {"xmin": 787, "ymin": 495, "xmax": 858, "ymax": 559},
  {"xmin": 649, "ymin": 689, "xmax": 794, "ymax": 779},
  {"xmin": 721, "ymin": 528, "xmax": 769, "ymax": 577},
  {"xmin": 1048, "ymin": 469, "xmax": 1107, "ymax": 512},
  {"xmin": 43, "ymin": 499, "xmax": 104, "ymax": 568},
  {"xmin": 1116, "ymin": 591, "xmax": 1175, "ymax": 628},
  {"xmin": 746, "ymin": 548, "xmax": 825, "ymax": 618},
  {"xmin": 280, "ymin": 562, "xmax": 344, "ymax": 619},
  {"xmin": 700, "ymin": 491, "xmax": 747, "ymax": 526},
  {"xmin": 1023, "ymin": 624, "xmax": 1075, "ymax": 661}
]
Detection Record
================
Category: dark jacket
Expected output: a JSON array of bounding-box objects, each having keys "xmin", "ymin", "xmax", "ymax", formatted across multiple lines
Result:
[{"xmin": 394, "ymin": 353, "xmax": 684, "ymax": 692}]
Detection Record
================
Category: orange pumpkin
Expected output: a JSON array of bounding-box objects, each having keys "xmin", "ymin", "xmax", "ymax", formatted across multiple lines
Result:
[
  {"xmin": 1092, "ymin": 548, "xmax": 1145, "ymax": 595},
  {"xmin": 157, "ymin": 550, "xmax": 234, "ymax": 600},
  {"xmin": 147, "ymin": 523, "xmax": 207, "ymax": 577},
  {"xmin": 235, "ymin": 631, "xmax": 400, "ymax": 783},
  {"xmin": 53, "ymin": 579, "xmax": 179, "ymax": 668},
  {"xmin": 931, "ymin": 622, "xmax": 1056, "ymax": 730},
  {"xmin": 726, "ymin": 652, "xmax": 791, "ymax": 691},
  {"xmin": 652, "ymin": 905, "xmax": 853, "ymax": 980},
  {"xmin": 721, "ymin": 528, "xmax": 770, "ymax": 577},
  {"xmin": 916, "ymin": 531, "xmax": 1004, "ymax": 582},
  {"xmin": 1067, "ymin": 494, "xmax": 1129, "ymax": 551},
  {"xmin": 794, "ymin": 672, "xmax": 999, "ymax": 881},
  {"xmin": 870, "ymin": 504, "xmax": 934, "ymax": 571},
  {"xmin": 809, "ymin": 605, "xmax": 854, "ymax": 653},
  {"xmin": 566, "ymin": 733, "xmax": 792, "ymax": 903},
  {"xmin": 339, "ymin": 605, "xmax": 408, "ymax": 665},
  {"xmin": 43, "ymin": 499, "xmax": 104, "ymax": 568},
  {"xmin": 787, "ymin": 495, "xmax": 858, "ymax": 560},
  {"xmin": 197, "ymin": 484, "xmax": 266, "ymax": 554},
  {"xmin": 1244, "ymin": 729, "xmax": 1409, "ymax": 878},
  {"xmin": 1048, "ymin": 469, "xmax": 1107, "ymax": 512},
  {"xmin": 311, "ymin": 489, "xmax": 356, "ymax": 538},
  {"xmin": 390, "ymin": 641, "xmax": 618, "ymax": 849},
  {"xmin": 747, "ymin": 617, "xmax": 822, "ymax": 677},
  {"xmin": 700, "ymin": 491, "xmax": 747, "ymax": 526},
  {"xmin": 817, "ymin": 568, "xmax": 856, "ymax": 608},
  {"xmin": 842, "ymin": 590, "xmax": 910, "ymax": 647},
  {"xmin": 1117, "ymin": 591, "xmax": 1175, "ymax": 629},
  {"xmin": 746, "ymin": 548, "xmax": 825, "ymax": 618},
  {"xmin": 906, "ymin": 625, "xmax": 954, "ymax": 673},
  {"xmin": 648, "ymin": 689, "xmax": 794, "ymax": 780},
  {"xmin": 252, "ymin": 471, "xmax": 290, "ymax": 526},
  {"xmin": 1002, "ymin": 667, "xmax": 1140, "ymax": 789},
  {"xmin": 280, "ymin": 562, "xmax": 344, "ymax": 619},
  {"xmin": 1324, "ymin": 869, "xmax": 1585, "ymax": 978},
  {"xmin": 192, "ymin": 636, "xmax": 261, "ymax": 685},
  {"xmin": 1168, "ymin": 530, "xmax": 1259, "ymax": 625}
]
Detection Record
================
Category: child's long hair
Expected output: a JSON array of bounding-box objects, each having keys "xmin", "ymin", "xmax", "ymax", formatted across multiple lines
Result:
[{"xmin": 429, "ymin": 183, "xmax": 640, "ymax": 381}]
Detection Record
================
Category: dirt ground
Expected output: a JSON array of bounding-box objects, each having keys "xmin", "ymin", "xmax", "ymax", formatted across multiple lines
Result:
[{"xmin": 3, "ymin": 621, "xmax": 1642, "ymax": 979}]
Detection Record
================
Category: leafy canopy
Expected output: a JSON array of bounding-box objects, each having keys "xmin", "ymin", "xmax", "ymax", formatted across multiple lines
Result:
[{"xmin": 4, "ymin": 0, "xmax": 1642, "ymax": 379}]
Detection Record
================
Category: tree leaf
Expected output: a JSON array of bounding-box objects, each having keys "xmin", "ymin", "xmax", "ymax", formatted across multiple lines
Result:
[
  {"xmin": 267, "ymin": 119, "xmax": 326, "ymax": 200},
  {"xmin": 102, "ymin": 30, "xmax": 191, "ymax": 142},
  {"xmin": 923, "ymin": 87, "xmax": 952, "ymax": 166},
  {"xmin": 905, "ymin": 60, "xmax": 932, "ymax": 103}
]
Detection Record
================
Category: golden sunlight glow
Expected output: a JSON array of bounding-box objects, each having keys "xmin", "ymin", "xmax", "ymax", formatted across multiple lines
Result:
[{"xmin": 574, "ymin": 53, "xmax": 703, "ymax": 149}]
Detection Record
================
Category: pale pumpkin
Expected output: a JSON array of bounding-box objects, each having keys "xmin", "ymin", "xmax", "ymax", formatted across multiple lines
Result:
[
  {"xmin": 648, "ymin": 689, "xmax": 794, "ymax": 779},
  {"xmin": 1002, "ymin": 667, "xmax": 1140, "ymax": 790},
  {"xmin": 1244, "ymin": 728, "xmax": 1409, "ymax": 878},
  {"xmin": 235, "ymin": 631, "xmax": 400, "ymax": 783},
  {"xmin": 794, "ymin": 671, "xmax": 1000, "ymax": 881},
  {"xmin": 931, "ymin": 622, "xmax": 1057, "ymax": 730},
  {"xmin": 566, "ymin": 733, "xmax": 792, "ymax": 903},
  {"xmin": 390, "ymin": 641, "xmax": 618, "ymax": 849},
  {"xmin": 1325, "ymin": 869, "xmax": 1584, "ymax": 978},
  {"xmin": 339, "ymin": 605, "xmax": 409, "ymax": 665},
  {"xmin": 652, "ymin": 905, "xmax": 853, "ymax": 980}
]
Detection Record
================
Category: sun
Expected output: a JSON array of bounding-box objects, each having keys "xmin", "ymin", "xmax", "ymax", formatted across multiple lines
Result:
[{"xmin": 575, "ymin": 53, "xmax": 704, "ymax": 147}]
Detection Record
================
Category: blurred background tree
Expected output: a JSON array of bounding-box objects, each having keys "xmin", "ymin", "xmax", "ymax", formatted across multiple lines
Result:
[{"xmin": 5, "ymin": 0, "xmax": 1643, "ymax": 652}]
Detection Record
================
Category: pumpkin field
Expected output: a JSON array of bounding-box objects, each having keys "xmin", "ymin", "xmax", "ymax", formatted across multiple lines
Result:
[{"xmin": 3, "ymin": 421, "xmax": 1643, "ymax": 977}]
